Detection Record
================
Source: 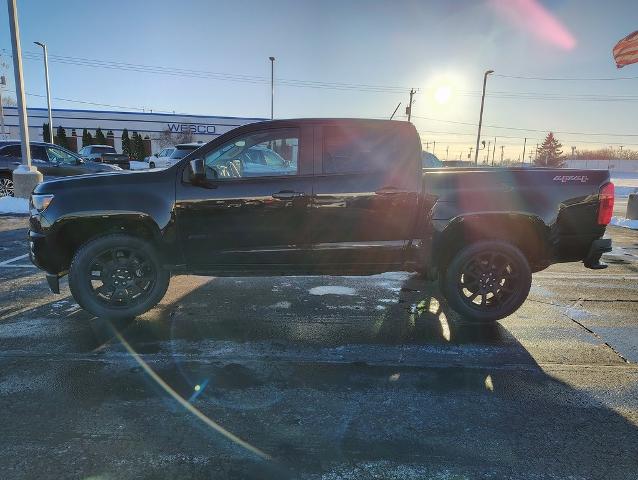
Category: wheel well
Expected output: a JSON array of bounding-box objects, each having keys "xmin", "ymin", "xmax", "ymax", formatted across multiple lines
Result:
[
  {"xmin": 435, "ymin": 214, "xmax": 548, "ymax": 273},
  {"xmin": 55, "ymin": 218, "xmax": 160, "ymax": 270}
]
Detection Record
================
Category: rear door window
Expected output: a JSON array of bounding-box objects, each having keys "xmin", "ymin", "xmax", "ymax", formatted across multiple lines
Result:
[
  {"xmin": 322, "ymin": 125, "xmax": 406, "ymax": 174},
  {"xmin": 0, "ymin": 145, "xmax": 21, "ymax": 157}
]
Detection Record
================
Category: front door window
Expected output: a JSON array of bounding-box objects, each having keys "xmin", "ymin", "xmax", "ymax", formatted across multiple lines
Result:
[{"xmin": 203, "ymin": 129, "xmax": 299, "ymax": 180}]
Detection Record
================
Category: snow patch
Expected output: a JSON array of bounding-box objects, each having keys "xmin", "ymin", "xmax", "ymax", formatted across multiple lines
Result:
[
  {"xmin": 309, "ymin": 286, "xmax": 357, "ymax": 296},
  {"xmin": 0, "ymin": 197, "xmax": 28, "ymax": 214},
  {"xmin": 268, "ymin": 301, "xmax": 291, "ymax": 309},
  {"xmin": 129, "ymin": 160, "xmax": 148, "ymax": 170},
  {"xmin": 610, "ymin": 216, "xmax": 638, "ymax": 230}
]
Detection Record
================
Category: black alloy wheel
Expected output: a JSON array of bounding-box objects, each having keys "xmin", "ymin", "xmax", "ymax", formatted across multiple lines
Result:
[{"xmin": 441, "ymin": 240, "xmax": 532, "ymax": 323}]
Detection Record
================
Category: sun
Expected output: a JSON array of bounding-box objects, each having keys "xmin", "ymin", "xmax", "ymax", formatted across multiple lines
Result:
[{"xmin": 434, "ymin": 85, "xmax": 453, "ymax": 105}]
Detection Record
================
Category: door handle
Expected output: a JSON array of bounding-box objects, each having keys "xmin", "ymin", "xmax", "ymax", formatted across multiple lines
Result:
[
  {"xmin": 272, "ymin": 190, "xmax": 305, "ymax": 200},
  {"xmin": 375, "ymin": 186, "xmax": 405, "ymax": 195}
]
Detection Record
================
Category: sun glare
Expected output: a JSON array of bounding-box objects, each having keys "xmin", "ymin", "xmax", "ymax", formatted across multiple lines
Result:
[{"xmin": 434, "ymin": 85, "xmax": 453, "ymax": 105}]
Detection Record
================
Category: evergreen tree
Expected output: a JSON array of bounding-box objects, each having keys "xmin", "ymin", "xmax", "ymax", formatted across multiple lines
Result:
[
  {"xmin": 95, "ymin": 127, "xmax": 107, "ymax": 145},
  {"xmin": 535, "ymin": 132, "xmax": 565, "ymax": 167},
  {"xmin": 54, "ymin": 126, "xmax": 69, "ymax": 149},
  {"xmin": 42, "ymin": 123, "xmax": 51, "ymax": 143},
  {"xmin": 121, "ymin": 128, "xmax": 132, "ymax": 157},
  {"xmin": 82, "ymin": 128, "xmax": 93, "ymax": 147},
  {"xmin": 132, "ymin": 132, "xmax": 145, "ymax": 160}
]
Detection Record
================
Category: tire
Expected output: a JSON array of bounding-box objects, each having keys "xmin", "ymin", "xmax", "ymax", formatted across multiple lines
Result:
[
  {"xmin": 149, "ymin": 162, "xmax": 155, "ymax": 169},
  {"xmin": 0, "ymin": 174, "xmax": 14, "ymax": 197},
  {"xmin": 69, "ymin": 234, "xmax": 170, "ymax": 319},
  {"xmin": 440, "ymin": 240, "xmax": 532, "ymax": 323}
]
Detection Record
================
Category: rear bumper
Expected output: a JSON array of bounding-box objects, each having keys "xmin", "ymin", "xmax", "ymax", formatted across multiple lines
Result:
[{"xmin": 583, "ymin": 238, "xmax": 612, "ymax": 269}]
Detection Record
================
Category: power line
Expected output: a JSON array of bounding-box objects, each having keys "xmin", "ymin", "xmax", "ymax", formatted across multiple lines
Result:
[
  {"xmin": 411, "ymin": 115, "xmax": 638, "ymax": 137},
  {"xmin": 6, "ymin": 49, "xmax": 413, "ymax": 94},
  {"xmin": 494, "ymin": 73, "xmax": 638, "ymax": 81}
]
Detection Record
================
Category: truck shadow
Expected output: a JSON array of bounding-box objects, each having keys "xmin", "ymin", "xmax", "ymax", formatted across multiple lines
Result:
[{"xmin": 73, "ymin": 274, "xmax": 638, "ymax": 478}]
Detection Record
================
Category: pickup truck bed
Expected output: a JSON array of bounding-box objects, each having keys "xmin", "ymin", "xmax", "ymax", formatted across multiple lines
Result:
[{"xmin": 27, "ymin": 118, "xmax": 613, "ymax": 323}]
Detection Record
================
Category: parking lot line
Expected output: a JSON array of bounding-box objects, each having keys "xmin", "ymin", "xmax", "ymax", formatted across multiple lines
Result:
[
  {"xmin": 535, "ymin": 272, "xmax": 638, "ymax": 280},
  {"xmin": 0, "ymin": 253, "xmax": 35, "ymax": 268}
]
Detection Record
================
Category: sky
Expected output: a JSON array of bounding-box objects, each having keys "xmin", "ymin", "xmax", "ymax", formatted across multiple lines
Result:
[{"xmin": 0, "ymin": 0, "xmax": 636, "ymax": 160}]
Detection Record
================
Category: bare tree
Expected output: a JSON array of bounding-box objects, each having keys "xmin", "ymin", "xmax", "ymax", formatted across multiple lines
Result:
[
  {"xmin": 158, "ymin": 128, "xmax": 194, "ymax": 148},
  {"xmin": 1, "ymin": 95, "xmax": 16, "ymax": 106}
]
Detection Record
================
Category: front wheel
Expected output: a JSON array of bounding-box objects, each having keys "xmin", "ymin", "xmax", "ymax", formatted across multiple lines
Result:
[
  {"xmin": 0, "ymin": 174, "xmax": 14, "ymax": 197},
  {"xmin": 69, "ymin": 234, "xmax": 170, "ymax": 319},
  {"xmin": 440, "ymin": 240, "xmax": 532, "ymax": 323},
  {"xmin": 149, "ymin": 162, "xmax": 156, "ymax": 169}
]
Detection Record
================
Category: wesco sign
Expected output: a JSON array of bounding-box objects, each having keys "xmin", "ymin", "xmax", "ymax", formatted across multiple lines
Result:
[{"xmin": 167, "ymin": 123, "xmax": 216, "ymax": 135}]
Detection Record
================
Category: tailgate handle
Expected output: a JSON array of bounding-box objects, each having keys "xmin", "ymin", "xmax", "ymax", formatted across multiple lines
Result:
[{"xmin": 272, "ymin": 190, "xmax": 305, "ymax": 200}]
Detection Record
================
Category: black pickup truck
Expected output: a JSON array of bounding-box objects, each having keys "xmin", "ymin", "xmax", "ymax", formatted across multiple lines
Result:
[{"xmin": 28, "ymin": 118, "xmax": 614, "ymax": 322}]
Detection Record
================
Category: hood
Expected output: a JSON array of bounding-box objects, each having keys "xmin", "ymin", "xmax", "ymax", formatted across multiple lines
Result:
[
  {"xmin": 82, "ymin": 160, "xmax": 122, "ymax": 172},
  {"xmin": 32, "ymin": 167, "xmax": 173, "ymax": 194}
]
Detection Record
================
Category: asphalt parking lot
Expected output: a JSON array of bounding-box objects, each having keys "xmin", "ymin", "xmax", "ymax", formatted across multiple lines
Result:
[{"xmin": 1, "ymin": 215, "xmax": 637, "ymax": 479}]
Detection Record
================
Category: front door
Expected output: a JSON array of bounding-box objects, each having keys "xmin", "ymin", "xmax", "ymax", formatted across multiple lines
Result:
[
  {"xmin": 175, "ymin": 126, "xmax": 315, "ymax": 272},
  {"xmin": 44, "ymin": 146, "xmax": 86, "ymax": 176}
]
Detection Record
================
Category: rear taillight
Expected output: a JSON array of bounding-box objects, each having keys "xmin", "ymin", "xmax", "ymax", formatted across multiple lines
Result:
[{"xmin": 597, "ymin": 182, "xmax": 614, "ymax": 225}]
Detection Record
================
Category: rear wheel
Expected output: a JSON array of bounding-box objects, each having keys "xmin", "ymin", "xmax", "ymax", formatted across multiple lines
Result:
[
  {"xmin": 149, "ymin": 161, "xmax": 156, "ymax": 169},
  {"xmin": 440, "ymin": 240, "xmax": 532, "ymax": 323},
  {"xmin": 0, "ymin": 174, "xmax": 14, "ymax": 197},
  {"xmin": 69, "ymin": 234, "xmax": 170, "ymax": 319}
]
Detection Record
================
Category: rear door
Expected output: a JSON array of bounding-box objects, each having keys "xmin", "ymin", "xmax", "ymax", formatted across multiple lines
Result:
[
  {"xmin": 175, "ymin": 125, "xmax": 315, "ymax": 271},
  {"xmin": 310, "ymin": 122, "xmax": 421, "ymax": 273}
]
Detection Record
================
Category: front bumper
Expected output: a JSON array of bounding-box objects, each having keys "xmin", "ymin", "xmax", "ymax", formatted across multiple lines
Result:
[{"xmin": 28, "ymin": 230, "xmax": 66, "ymax": 275}]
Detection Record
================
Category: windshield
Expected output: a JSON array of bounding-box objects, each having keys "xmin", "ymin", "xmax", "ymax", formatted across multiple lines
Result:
[{"xmin": 91, "ymin": 146, "xmax": 116, "ymax": 154}]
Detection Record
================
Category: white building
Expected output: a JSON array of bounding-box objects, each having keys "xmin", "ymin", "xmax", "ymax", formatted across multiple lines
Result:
[{"xmin": 0, "ymin": 106, "xmax": 265, "ymax": 153}]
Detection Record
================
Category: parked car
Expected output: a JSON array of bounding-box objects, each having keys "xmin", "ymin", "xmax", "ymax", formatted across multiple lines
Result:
[
  {"xmin": 28, "ymin": 118, "xmax": 614, "ymax": 323},
  {"xmin": 0, "ymin": 141, "xmax": 121, "ymax": 197},
  {"xmin": 147, "ymin": 143, "xmax": 203, "ymax": 168},
  {"xmin": 78, "ymin": 145, "xmax": 130, "ymax": 169}
]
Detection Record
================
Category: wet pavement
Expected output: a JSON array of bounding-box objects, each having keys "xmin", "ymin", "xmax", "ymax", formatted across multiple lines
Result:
[{"xmin": 1, "ymin": 214, "xmax": 637, "ymax": 479}]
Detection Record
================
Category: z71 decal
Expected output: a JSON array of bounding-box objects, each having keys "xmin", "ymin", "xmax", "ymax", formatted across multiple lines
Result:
[{"xmin": 553, "ymin": 175, "xmax": 589, "ymax": 183}]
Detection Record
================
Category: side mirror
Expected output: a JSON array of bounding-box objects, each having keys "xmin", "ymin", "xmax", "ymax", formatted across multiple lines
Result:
[
  {"xmin": 154, "ymin": 153, "xmax": 159, "ymax": 157},
  {"xmin": 189, "ymin": 158, "xmax": 205, "ymax": 181}
]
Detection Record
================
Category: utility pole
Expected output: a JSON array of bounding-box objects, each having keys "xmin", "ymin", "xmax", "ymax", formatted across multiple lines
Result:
[
  {"xmin": 522, "ymin": 137, "xmax": 527, "ymax": 165},
  {"xmin": 7, "ymin": 0, "xmax": 42, "ymax": 198},
  {"xmin": 390, "ymin": 102, "xmax": 401, "ymax": 120},
  {"xmin": 500, "ymin": 145, "xmax": 504, "ymax": 164},
  {"xmin": 269, "ymin": 56, "xmax": 275, "ymax": 120},
  {"xmin": 534, "ymin": 143, "xmax": 539, "ymax": 163},
  {"xmin": 432, "ymin": 141, "xmax": 435, "ymax": 155},
  {"xmin": 486, "ymin": 140, "xmax": 491, "ymax": 163},
  {"xmin": 474, "ymin": 69, "xmax": 494, "ymax": 165},
  {"xmin": 492, "ymin": 137, "xmax": 496, "ymax": 166},
  {"xmin": 445, "ymin": 145, "xmax": 449, "ymax": 161},
  {"xmin": 34, "ymin": 41, "xmax": 52, "ymax": 143},
  {"xmin": 468, "ymin": 147, "xmax": 473, "ymax": 160},
  {"xmin": 0, "ymin": 75, "xmax": 5, "ymax": 138},
  {"xmin": 406, "ymin": 88, "xmax": 416, "ymax": 122}
]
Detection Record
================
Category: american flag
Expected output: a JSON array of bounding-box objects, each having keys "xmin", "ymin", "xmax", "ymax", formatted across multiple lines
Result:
[{"xmin": 613, "ymin": 30, "xmax": 638, "ymax": 68}]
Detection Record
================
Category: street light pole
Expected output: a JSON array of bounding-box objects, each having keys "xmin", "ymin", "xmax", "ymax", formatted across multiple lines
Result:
[
  {"xmin": 34, "ymin": 41, "xmax": 52, "ymax": 143},
  {"xmin": 269, "ymin": 56, "xmax": 275, "ymax": 120},
  {"xmin": 7, "ymin": 0, "xmax": 42, "ymax": 197},
  {"xmin": 474, "ymin": 69, "xmax": 494, "ymax": 165}
]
